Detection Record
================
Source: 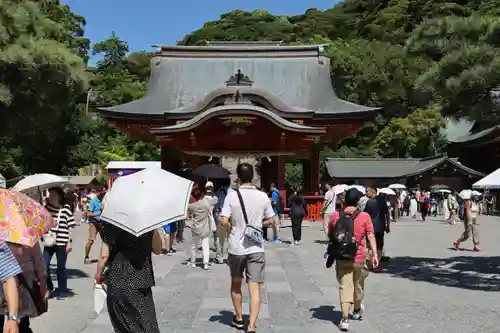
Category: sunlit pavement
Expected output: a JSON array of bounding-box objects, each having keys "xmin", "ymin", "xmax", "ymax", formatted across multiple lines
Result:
[{"xmin": 31, "ymin": 212, "xmax": 500, "ymax": 332}]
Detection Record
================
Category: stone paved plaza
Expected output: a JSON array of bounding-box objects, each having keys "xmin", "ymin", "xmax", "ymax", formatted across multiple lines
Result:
[{"xmin": 31, "ymin": 213, "xmax": 500, "ymax": 333}]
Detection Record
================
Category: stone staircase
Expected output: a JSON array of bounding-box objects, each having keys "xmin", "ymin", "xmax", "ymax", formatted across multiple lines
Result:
[{"xmin": 221, "ymin": 156, "xmax": 261, "ymax": 188}]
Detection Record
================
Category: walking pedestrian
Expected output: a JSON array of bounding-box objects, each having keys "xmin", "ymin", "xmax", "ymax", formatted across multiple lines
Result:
[
  {"xmin": 364, "ymin": 186, "xmax": 389, "ymax": 268},
  {"xmin": 447, "ymin": 192, "xmax": 459, "ymax": 224},
  {"xmin": 327, "ymin": 188, "xmax": 379, "ymax": 331},
  {"xmin": 84, "ymin": 189, "xmax": 103, "ymax": 264},
  {"xmin": 269, "ymin": 183, "xmax": 282, "ymax": 243},
  {"xmin": 95, "ymin": 224, "xmax": 164, "ymax": 333},
  {"xmin": 43, "ymin": 187, "xmax": 75, "ymax": 300},
  {"xmin": 220, "ymin": 163, "xmax": 275, "ymax": 333},
  {"xmin": 0, "ymin": 240, "xmax": 22, "ymax": 333},
  {"xmin": 288, "ymin": 190, "xmax": 306, "ymax": 245},
  {"xmin": 322, "ymin": 182, "xmax": 336, "ymax": 240},
  {"xmin": 1, "ymin": 242, "xmax": 48, "ymax": 332},
  {"xmin": 215, "ymin": 183, "xmax": 230, "ymax": 264},
  {"xmin": 453, "ymin": 194, "xmax": 481, "ymax": 251},
  {"xmin": 186, "ymin": 188, "xmax": 213, "ymax": 270}
]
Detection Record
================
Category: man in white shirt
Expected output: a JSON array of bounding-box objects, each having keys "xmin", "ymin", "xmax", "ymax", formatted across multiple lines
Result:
[
  {"xmin": 220, "ymin": 163, "xmax": 275, "ymax": 333},
  {"xmin": 322, "ymin": 182, "xmax": 336, "ymax": 239}
]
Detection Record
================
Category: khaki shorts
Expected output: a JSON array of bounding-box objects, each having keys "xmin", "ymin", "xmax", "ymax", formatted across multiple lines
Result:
[
  {"xmin": 88, "ymin": 223, "xmax": 103, "ymax": 241},
  {"xmin": 227, "ymin": 252, "xmax": 265, "ymax": 284},
  {"xmin": 336, "ymin": 260, "xmax": 369, "ymax": 306}
]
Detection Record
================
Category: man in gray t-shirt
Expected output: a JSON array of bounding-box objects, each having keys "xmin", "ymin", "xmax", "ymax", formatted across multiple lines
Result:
[{"xmin": 220, "ymin": 163, "xmax": 275, "ymax": 333}]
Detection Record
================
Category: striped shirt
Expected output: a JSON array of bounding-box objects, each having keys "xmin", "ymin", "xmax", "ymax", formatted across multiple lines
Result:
[
  {"xmin": 0, "ymin": 241, "xmax": 21, "ymax": 282},
  {"xmin": 45, "ymin": 204, "xmax": 76, "ymax": 246}
]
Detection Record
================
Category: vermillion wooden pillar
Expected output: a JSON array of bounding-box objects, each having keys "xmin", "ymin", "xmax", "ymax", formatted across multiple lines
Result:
[
  {"xmin": 277, "ymin": 156, "xmax": 285, "ymax": 191},
  {"xmin": 309, "ymin": 146, "xmax": 320, "ymax": 194},
  {"xmin": 302, "ymin": 159, "xmax": 311, "ymax": 193},
  {"xmin": 260, "ymin": 157, "xmax": 272, "ymax": 191},
  {"xmin": 160, "ymin": 146, "xmax": 182, "ymax": 175},
  {"xmin": 277, "ymin": 155, "xmax": 286, "ymax": 205},
  {"xmin": 184, "ymin": 154, "xmax": 203, "ymax": 170}
]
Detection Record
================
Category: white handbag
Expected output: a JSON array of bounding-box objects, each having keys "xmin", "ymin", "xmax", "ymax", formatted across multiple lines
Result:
[{"xmin": 43, "ymin": 208, "xmax": 62, "ymax": 247}]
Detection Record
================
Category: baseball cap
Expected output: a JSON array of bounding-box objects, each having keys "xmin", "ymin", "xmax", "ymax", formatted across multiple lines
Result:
[{"xmin": 205, "ymin": 181, "xmax": 214, "ymax": 188}]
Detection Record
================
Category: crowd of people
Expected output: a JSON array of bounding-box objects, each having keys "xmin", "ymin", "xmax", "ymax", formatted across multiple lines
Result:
[{"xmin": 0, "ymin": 167, "xmax": 490, "ymax": 333}]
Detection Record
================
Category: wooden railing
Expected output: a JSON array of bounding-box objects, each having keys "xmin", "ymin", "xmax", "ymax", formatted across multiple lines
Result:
[{"xmin": 304, "ymin": 195, "xmax": 325, "ymax": 221}]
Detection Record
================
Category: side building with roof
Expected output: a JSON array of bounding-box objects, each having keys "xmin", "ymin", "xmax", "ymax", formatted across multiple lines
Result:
[
  {"xmin": 325, "ymin": 155, "xmax": 484, "ymax": 190},
  {"xmin": 97, "ymin": 41, "xmax": 379, "ymax": 194},
  {"xmin": 445, "ymin": 117, "xmax": 500, "ymax": 174}
]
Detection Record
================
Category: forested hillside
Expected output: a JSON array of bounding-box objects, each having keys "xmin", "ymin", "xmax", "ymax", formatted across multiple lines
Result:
[{"xmin": 2, "ymin": 0, "xmax": 500, "ymax": 179}]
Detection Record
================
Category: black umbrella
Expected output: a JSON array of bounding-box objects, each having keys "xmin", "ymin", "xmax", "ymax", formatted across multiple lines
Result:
[{"xmin": 192, "ymin": 164, "xmax": 231, "ymax": 179}]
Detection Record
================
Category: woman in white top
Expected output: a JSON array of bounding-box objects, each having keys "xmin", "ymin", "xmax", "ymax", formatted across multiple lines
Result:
[
  {"xmin": 453, "ymin": 195, "xmax": 480, "ymax": 251},
  {"xmin": 409, "ymin": 195, "xmax": 418, "ymax": 219}
]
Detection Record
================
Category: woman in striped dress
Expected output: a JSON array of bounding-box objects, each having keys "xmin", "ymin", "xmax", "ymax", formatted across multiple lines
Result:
[{"xmin": 43, "ymin": 187, "xmax": 76, "ymax": 300}]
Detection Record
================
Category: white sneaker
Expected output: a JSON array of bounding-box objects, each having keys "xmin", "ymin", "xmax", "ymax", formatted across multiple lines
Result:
[
  {"xmin": 186, "ymin": 262, "xmax": 196, "ymax": 268},
  {"xmin": 351, "ymin": 304, "xmax": 364, "ymax": 320},
  {"xmin": 338, "ymin": 320, "xmax": 350, "ymax": 331},
  {"xmin": 203, "ymin": 264, "xmax": 210, "ymax": 270}
]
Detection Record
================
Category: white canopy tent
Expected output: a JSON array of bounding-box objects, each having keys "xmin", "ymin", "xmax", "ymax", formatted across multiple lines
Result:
[
  {"xmin": 473, "ymin": 168, "xmax": 500, "ymax": 189},
  {"xmin": 0, "ymin": 173, "xmax": 5, "ymax": 188}
]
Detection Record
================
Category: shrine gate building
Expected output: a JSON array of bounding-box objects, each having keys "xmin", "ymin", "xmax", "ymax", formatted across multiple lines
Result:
[{"xmin": 97, "ymin": 41, "xmax": 378, "ymax": 194}]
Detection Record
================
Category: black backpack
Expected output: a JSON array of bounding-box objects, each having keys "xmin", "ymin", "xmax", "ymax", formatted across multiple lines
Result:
[{"xmin": 325, "ymin": 210, "xmax": 360, "ymax": 268}]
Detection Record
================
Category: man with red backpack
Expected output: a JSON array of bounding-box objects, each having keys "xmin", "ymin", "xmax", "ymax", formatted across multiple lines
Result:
[{"xmin": 326, "ymin": 188, "xmax": 379, "ymax": 331}]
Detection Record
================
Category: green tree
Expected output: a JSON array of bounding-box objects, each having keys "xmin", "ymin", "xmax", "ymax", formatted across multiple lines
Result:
[
  {"xmin": 0, "ymin": 0, "xmax": 88, "ymax": 178},
  {"xmin": 406, "ymin": 15, "xmax": 500, "ymax": 122},
  {"xmin": 67, "ymin": 33, "xmax": 159, "ymax": 173}
]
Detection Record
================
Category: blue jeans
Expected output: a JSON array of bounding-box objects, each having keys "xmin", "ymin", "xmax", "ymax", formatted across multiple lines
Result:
[{"xmin": 43, "ymin": 245, "xmax": 68, "ymax": 292}]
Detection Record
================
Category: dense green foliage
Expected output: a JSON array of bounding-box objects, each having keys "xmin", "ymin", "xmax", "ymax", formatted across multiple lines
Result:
[{"xmin": 2, "ymin": 0, "xmax": 500, "ymax": 180}]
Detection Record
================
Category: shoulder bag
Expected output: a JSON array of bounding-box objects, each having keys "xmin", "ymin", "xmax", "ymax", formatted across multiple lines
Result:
[
  {"xmin": 236, "ymin": 189, "xmax": 263, "ymax": 245},
  {"xmin": 42, "ymin": 208, "xmax": 62, "ymax": 247}
]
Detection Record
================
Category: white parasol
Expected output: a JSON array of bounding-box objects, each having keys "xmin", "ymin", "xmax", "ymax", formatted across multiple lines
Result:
[
  {"xmin": 378, "ymin": 188, "xmax": 396, "ymax": 195},
  {"xmin": 100, "ymin": 167, "xmax": 193, "ymax": 237},
  {"xmin": 332, "ymin": 184, "xmax": 348, "ymax": 194},
  {"xmin": 13, "ymin": 174, "xmax": 68, "ymax": 193},
  {"xmin": 346, "ymin": 185, "xmax": 366, "ymax": 194},
  {"xmin": 458, "ymin": 189, "xmax": 472, "ymax": 200},
  {"xmin": 388, "ymin": 183, "xmax": 406, "ymax": 190}
]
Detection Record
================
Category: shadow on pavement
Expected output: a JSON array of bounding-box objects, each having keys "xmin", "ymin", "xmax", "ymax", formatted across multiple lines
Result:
[
  {"xmin": 309, "ymin": 305, "xmax": 340, "ymax": 325},
  {"xmin": 49, "ymin": 267, "xmax": 89, "ymax": 279},
  {"xmin": 208, "ymin": 310, "xmax": 235, "ymax": 327},
  {"xmin": 381, "ymin": 256, "xmax": 500, "ymax": 291}
]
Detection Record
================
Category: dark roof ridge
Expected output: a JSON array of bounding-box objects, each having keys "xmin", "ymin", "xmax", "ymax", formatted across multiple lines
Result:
[{"xmin": 326, "ymin": 157, "xmax": 421, "ymax": 161}]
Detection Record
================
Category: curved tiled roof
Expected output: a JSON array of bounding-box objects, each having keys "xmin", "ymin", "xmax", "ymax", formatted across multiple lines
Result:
[
  {"xmin": 150, "ymin": 105, "xmax": 326, "ymax": 134},
  {"xmin": 448, "ymin": 125, "xmax": 500, "ymax": 144},
  {"xmin": 326, "ymin": 156, "xmax": 484, "ymax": 179},
  {"xmin": 98, "ymin": 43, "xmax": 378, "ymax": 118}
]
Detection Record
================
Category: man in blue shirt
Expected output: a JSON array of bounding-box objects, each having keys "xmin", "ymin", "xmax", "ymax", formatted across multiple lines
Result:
[
  {"xmin": 84, "ymin": 189, "xmax": 103, "ymax": 264},
  {"xmin": 268, "ymin": 183, "xmax": 282, "ymax": 243},
  {"xmin": 1, "ymin": 240, "xmax": 21, "ymax": 333}
]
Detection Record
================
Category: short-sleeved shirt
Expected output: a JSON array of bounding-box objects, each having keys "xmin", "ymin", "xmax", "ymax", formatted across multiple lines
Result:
[
  {"xmin": 221, "ymin": 185, "xmax": 275, "ymax": 256},
  {"xmin": 88, "ymin": 198, "xmax": 102, "ymax": 215},
  {"xmin": 328, "ymin": 206, "xmax": 374, "ymax": 265},
  {"xmin": 323, "ymin": 189, "xmax": 336, "ymax": 215},
  {"xmin": 0, "ymin": 241, "xmax": 21, "ymax": 282},
  {"xmin": 271, "ymin": 189, "xmax": 281, "ymax": 214},
  {"xmin": 364, "ymin": 197, "xmax": 387, "ymax": 233},
  {"xmin": 45, "ymin": 204, "xmax": 76, "ymax": 246}
]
